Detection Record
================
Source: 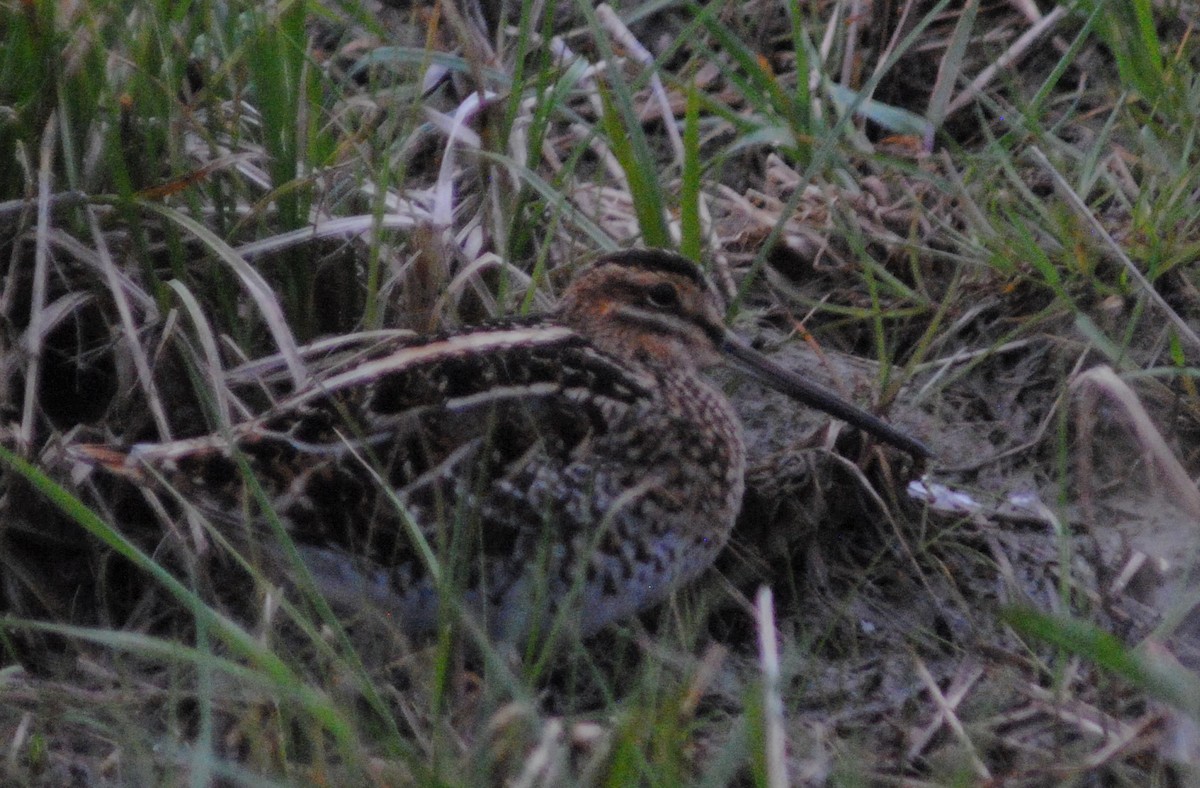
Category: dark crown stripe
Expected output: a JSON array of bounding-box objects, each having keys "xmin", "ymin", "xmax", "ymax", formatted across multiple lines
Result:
[{"xmin": 594, "ymin": 249, "xmax": 705, "ymax": 285}]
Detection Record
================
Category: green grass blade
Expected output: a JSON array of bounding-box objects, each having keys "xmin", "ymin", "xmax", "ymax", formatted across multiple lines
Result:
[
  {"xmin": 1005, "ymin": 607, "xmax": 1200, "ymax": 721},
  {"xmin": 576, "ymin": 1, "xmax": 671, "ymax": 247},
  {"xmin": 595, "ymin": 74, "xmax": 671, "ymax": 248},
  {"xmin": 679, "ymin": 82, "xmax": 702, "ymax": 262},
  {"xmin": 0, "ymin": 446, "xmax": 360, "ymax": 756}
]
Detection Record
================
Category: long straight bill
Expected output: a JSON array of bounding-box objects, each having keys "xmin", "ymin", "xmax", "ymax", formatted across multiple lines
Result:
[{"xmin": 720, "ymin": 333, "xmax": 933, "ymax": 460}]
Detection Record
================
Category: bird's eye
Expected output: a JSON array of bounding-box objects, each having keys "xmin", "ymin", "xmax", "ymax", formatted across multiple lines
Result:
[{"xmin": 646, "ymin": 282, "xmax": 680, "ymax": 308}]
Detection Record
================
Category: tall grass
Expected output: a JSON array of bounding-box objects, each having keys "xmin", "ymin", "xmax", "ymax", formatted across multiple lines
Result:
[{"xmin": 2, "ymin": 0, "xmax": 1199, "ymax": 783}]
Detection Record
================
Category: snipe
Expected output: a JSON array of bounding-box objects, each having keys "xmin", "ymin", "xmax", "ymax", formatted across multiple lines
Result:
[{"xmin": 77, "ymin": 250, "xmax": 930, "ymax": 640}]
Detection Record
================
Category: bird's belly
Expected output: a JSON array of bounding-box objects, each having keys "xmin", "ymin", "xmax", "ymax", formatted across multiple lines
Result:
[{"xmin": 296, "ymin": 500, "xmax": 734, "ymax": 641}]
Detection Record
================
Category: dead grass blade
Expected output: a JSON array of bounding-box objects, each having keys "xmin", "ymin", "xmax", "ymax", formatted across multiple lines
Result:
[
  {"xmin": 945, "ymin": 6, "xmax": 1068, "ymax": 116},
  {"xmin": 1071, "ymin": 365, "xmax": 1200, "ymax": 521},
  {"xmin": 137, "ymin": 200, "xmax": 309, "ymax": 389},
  {"xmin": 19, "ymin": 114, "xmax": 55, "ymax": 452},
  {"xmin": 87, "ymin": 204, "xmax": 173, "ymax": 438},
  {"xmin": 755, "ymin": 587, "xmax": 789, "ymax": 788},
  {"xmin": 235, "ymin": 214, "xmax": 427, "ymax": 260},
  {"xmin": 913, "ymin": 655, "xmax": 991, "ymax": 780},
  {"xmin": 905, "ymin": 659, "xmax": 985, "ymax": 763},
  {"xmin": 164, "ymin": 280, "xmax": 232, "ymax": 431},
  {"xmin": 430, "ymin": 91, "xmax": 494, "ymax": 229}
]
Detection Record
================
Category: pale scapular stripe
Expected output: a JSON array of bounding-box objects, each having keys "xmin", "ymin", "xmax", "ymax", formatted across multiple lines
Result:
[{"xmin": 286, "ymin": 325, "xmax": 578, "ymax": 407}]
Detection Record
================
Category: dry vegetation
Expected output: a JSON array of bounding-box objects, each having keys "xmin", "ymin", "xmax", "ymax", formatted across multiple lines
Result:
[{"xmin": 3, "ymin": 0, "xmax": 1200, "ymax": 784}]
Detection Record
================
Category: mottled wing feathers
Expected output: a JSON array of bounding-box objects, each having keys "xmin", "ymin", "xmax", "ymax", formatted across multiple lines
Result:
[{"xmin": 76, "ymin": 319, "xmax": 658, "ymax": 594}]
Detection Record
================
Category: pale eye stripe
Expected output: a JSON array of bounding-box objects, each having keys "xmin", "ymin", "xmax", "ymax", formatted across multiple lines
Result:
[
  {"xmin": 286, "ymin": 326, "xmax": 579, "ymax": 406},
  {"xmin": 612, "ymin": 304, "xmax": 698, "ymax": 337}
]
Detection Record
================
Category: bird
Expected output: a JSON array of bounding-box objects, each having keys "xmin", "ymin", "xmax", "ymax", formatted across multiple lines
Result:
[{"xmin": 74, "ymin": 249, "xmax": 930, "ymax": 642}]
